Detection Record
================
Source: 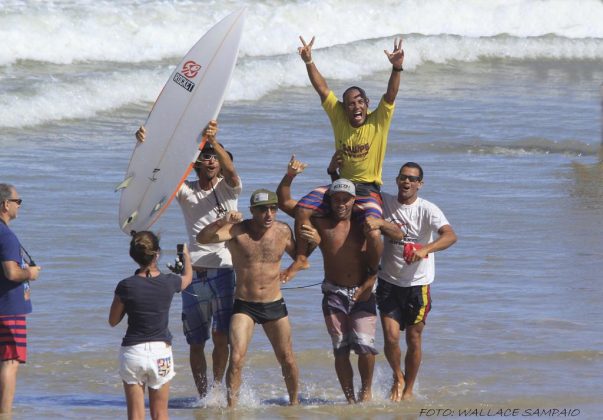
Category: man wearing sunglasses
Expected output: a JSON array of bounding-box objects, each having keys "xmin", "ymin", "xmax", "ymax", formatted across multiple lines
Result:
[
  {"xmin": 136, "ymin": 121, "xmax": 241, "ymax": 398},
  {"xmin": 0, "ymin": 184, "xmax": 41, "ymax": 414},
  {"xmin": 278, "ymin": 160, "xmax": 456, "ymax": 402},
  {"xmin": 365, "ymin": 162, "xmax": 457, "ymax": 402},
  {"xmin": 197, "ymin": 189, "xmax": 299, "ymax": 407}
]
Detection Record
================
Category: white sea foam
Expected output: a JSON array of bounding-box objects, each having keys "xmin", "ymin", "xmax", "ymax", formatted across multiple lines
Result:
[
  {"xmin": 0, "ymin": 68, "xmax": 166, "ymax": 128},
  {"xmin": 2, "ymin": 32, "xmax": 603, "ymax": 128},
  {"xmin": 1, "ymin": 0, "xmax": 603, "ymax": 128},
  {"xmin": 1, "ymin": 0, "xmax": 602, "ymax": 65}
]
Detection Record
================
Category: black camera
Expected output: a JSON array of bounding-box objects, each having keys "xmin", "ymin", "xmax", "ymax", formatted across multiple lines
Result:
[{"xmin": 167, "ymin": 243, "xmax": 185, "ymax": 274}]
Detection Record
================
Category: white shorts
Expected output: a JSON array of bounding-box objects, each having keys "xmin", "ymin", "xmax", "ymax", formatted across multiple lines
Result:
[{"xmin": 119, "ymin": 342, "xmax": 175, "ymax": 389}]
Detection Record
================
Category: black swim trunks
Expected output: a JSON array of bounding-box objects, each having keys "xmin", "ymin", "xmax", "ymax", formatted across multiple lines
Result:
[
  {"xmin": 232, "ymin": 298, "xmax": 288, "ymax": 324},
  {"xmin": 376, "ymin": 278, "xmax": 431, "ymax": 331}
]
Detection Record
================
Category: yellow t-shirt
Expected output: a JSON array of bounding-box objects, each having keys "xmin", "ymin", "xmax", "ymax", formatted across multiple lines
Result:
[{"xmin": 322, "ymin": 90, "xmax": 395, "ymax": 185}]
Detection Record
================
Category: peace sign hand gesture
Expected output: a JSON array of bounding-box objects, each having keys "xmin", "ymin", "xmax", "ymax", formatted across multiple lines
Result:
[{"xmin": 298, "ymin": 35, "xmax": 315, "ymax": 64}]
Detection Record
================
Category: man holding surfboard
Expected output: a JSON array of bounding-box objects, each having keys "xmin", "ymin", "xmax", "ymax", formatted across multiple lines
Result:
[
  {"xmin": 283, "ymin": 36, "xmax": 405, "ymax": 291},
  {"xmin": 136, "ymin": 121, "xmax": 241, "ymax": 399}
]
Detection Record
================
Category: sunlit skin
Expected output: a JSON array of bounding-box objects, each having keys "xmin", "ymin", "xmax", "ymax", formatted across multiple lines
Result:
[
  {"xmin": 287, "ymin": 36, "xmax": 404, "ymax": 284},
  {"xmin": 136, "ymin": 120, "xmax": 237, "ymax": 399},
  {"xmin": 396, "ymin": 167, "xmax": 423, "ymax": 205},
  {"xmin": 330, "ymin": 191, "xmax": 355, "ymax": 220},
  {"xmin": 195, "ymin": 206, "xmax": 299, "ymax": 408},
  {"xmin": 377, "ymin": 164, "xmax": 456, "ymax": 401},
  {"xmin": 251, "ymin": 205, "xmax": 278, "ymax": 230},
  {"xmin": 343, "ymin": 89, "xmax": 369, "ymax": 128},
  {"xmin": 194, "ymin": 153, "xmax": 220, "ymax": 184}
]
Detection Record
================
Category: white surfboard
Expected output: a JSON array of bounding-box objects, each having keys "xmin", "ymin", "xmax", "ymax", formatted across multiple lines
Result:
[{"xmin": 117, "ymin": 8, "xmax": 246, "ymax": 234}]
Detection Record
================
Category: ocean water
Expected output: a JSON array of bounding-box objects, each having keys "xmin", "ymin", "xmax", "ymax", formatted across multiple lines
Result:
[{"xmin": 1, "ymin": 0, "xmax": 602, "ymax": 418}]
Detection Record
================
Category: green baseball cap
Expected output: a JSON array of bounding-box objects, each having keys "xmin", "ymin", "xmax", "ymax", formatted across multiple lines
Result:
[{"xmin": 249, "ymin": 189, "xmax": 278, "ymax": 207}]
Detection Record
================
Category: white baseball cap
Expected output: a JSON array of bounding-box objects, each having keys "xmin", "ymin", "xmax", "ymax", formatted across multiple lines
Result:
[{"xmin": 329, "ymin": 178, "xmax": 356, "ymax": 196}]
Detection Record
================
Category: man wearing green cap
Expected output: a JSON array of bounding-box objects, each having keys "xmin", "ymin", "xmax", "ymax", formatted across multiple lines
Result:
[{"xmin": 197, "ymin": 189, "xmax": 299, "ymax": 408}]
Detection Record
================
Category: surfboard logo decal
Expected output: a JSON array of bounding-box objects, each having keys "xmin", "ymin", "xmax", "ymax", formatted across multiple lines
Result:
[
  {"xmin": 173, "ymin": 73, "xmax": 195, "ymax": 92},
  {"xmin": 149, "ymin": 168, "xmax": 160, "ymax": 181},
  {"xmin": 182, "ymin": 60, "xmax": 202, "ymax": 78}
]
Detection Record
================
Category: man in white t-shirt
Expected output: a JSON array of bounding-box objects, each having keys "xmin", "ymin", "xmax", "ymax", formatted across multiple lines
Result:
[
  {"xmin": 136, "ymin": 121, "xmax": 241, "ymax": 398},
  {"xmin": 366, "ymin": 162, "xmax": 457, "ymax": 402}
]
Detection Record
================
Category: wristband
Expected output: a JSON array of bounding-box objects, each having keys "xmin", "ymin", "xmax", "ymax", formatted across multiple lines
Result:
[
  {"xmin": 285, "ymin": 172, "xmax": 296, "ymax": 179},
  {"xmin": 304, "ymin": 60, "xmax": 313, "ymax": 65},
  {"xmin": 392, "ymin": 66, "xmax": 403, "ymax": 72}
]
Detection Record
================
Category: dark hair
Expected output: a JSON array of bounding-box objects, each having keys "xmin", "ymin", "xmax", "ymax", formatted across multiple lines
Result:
[
  {"xmin": 129, "ymin": 231, "xmax": 160, "ymax": 267},
  {"xmin": 400, "ymin": 162, "xmax": 424, "ymax": 180},
  {"xmin": 342, "ymin": 86, "xmax": 368, "ymax": 105}
]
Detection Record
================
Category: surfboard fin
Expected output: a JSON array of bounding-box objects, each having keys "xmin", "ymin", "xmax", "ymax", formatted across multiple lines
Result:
[
  {"xmin": 150, "ymin": 197, "xmax": 167, "ymax": 216},
  {"xmin": 115, "ymin": 176, "xmax": 134, "ymax": 192},
  {"xmin": 121, "ymin": 211, "xmax": 138, "ymax": 231}
]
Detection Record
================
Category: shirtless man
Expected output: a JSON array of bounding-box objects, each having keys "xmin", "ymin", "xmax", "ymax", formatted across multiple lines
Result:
[
  {"xmin": 197, "ymin": 189, "xmax": 299, "ymax": 407},
  {"xmin": 286, "ymin": 176, "xmax": 378, "ymax": 404}
]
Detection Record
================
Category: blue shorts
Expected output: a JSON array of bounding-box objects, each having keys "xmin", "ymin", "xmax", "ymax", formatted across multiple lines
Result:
[
  {"xmin": 297, "ymin": 184, "xmax": 383, "ymax": 221},
  {"xmin": 181, "ymin": 268, "xmax": 235, "ymax": 345}
]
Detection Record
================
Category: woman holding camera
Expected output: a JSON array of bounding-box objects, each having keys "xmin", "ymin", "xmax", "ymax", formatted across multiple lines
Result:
[{"xmin": 109, "ymin": 231, "xmax": 192, "ymax": 420}]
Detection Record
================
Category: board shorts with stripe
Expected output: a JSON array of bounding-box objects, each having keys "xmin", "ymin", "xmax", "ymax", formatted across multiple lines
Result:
[
  {"xmin": 297, "ymin": 184, "xmax": 383, "ymax": 221},
  {"xmin": 0, "ymin": 315, "xmax": 27, "ymax": 363},
  {"xmin": 182, "ymin": 268, "xmax": 235, "ymax": 345},
  {"xmin": 232, "ymin": 298, "xmax": 288, "ymax": 324},
  {"xmin": 376, "ymin": 278, "xmax": 432, "ymax": 330},
  {"xmin": 321, "ymin": 281, "xmax": 378, "ymax": 356},
  {"xmin": 119, "ymin": 341, "xmax": 175, "ymax": 389}
]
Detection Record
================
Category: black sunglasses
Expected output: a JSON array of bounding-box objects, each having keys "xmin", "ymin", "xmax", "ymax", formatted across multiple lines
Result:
[
  {"xmin": 7, "ymin": 198, "xmax": 22, "ymax": 205},
  {"xmin": 398, "ymin": 175, "xmax": 421, "ymax": 182}
]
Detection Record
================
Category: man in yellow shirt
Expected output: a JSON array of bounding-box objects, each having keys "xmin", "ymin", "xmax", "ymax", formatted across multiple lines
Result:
[{"xmin": 281, "ymin": 36, "xmax": 404, "ymax": 286}]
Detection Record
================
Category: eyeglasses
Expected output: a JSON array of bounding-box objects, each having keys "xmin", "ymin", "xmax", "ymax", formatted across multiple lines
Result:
[
  {"xmin": 6, "ymin": 198, "xmax": 22, "ymax": 205},
  {"xmin": 398, "ymin": 175, "xmax": 421, "ymax": 182},
  {"xmin": 200, "ymin": 153, "xmax": 217, "ymax": 161}
]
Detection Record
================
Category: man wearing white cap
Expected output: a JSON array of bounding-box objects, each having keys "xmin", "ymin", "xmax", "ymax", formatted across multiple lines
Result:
[{"xmin": 298, "ymin": 178, "xmax": 379, "ymax": 404}]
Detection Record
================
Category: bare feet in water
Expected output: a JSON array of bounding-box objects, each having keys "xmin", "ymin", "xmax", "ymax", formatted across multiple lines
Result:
[
  {"xmin": 358, "ymin": 387, "xmax": 372, "ymax": 403},
  {"xmin": 401, "ymin": 388, "xmax": 414, "ymax": 401},
  {"xmin": 390, "ymin": 372, "xmax": 405, "ymax": 402}
]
